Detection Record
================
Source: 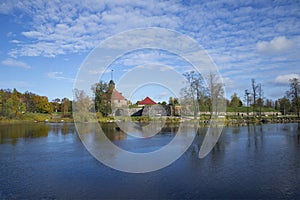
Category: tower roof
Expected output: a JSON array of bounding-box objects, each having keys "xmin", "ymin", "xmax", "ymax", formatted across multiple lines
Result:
[{"xmin": 112, "ymin": 89, "xmax": 126, "ymax": 100}]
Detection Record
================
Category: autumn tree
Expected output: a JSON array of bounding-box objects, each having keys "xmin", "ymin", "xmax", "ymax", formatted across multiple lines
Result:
[
  {"xmin": 35, "ymin": 96, "xmax": 52, "ymax": 113},
  {"xmin": 73, "ymin": 89, "xmax": 92, "ymax": 122},
  {"xmin": 23, "ymin": 91, "xmax": 52, "ymax": 113}
]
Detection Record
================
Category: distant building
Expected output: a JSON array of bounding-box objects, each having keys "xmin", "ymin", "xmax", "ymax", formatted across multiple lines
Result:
[
  {"xmin": 138, "ymin": 97, "xmax": 157, "ymax": 107},
  {"xmin": 112, "ymin": 89, "xmax": 128, "ymax": 107}
]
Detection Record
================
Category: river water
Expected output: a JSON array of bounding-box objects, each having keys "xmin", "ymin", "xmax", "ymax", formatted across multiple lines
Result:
[{"xmin": 0, "ymin": 122, "xmax": 299, "ymax": 199}]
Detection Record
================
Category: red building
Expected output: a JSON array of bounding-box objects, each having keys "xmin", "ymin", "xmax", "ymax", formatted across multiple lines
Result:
[{"xmin": 138, "ymin": 97, "xmax": 157, "ymax": 107}]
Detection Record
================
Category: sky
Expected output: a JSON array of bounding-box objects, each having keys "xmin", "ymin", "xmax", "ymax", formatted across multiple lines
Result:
[{"xmin": 0, "ymin": 0, "xmax": 299, "ymax": 103}]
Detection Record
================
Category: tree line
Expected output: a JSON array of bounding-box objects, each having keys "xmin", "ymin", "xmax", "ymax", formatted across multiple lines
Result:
[
  {"xmin": 49, "ymin": 74, "xmax": 300, "ymax": 120},
  {"xmin": 2, "ymin": 74, "xmax": 299, "ymax": 120},
  {"xmin": 241, "ymin": 78, "xmax": 300, "ymax": 117},
  {"xmin": 180, "ymin": 71, "xmax": 225, "ymax": 118},
  {"xmin": 180, "ymin": 71, "xmax": 300, "ymax": 118},
  {"xmin": 0, "ymin": 88, "xmax": 71, "ymax": 119}
]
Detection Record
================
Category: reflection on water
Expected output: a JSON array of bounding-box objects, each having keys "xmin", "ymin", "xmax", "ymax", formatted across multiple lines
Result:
[
  {"xmin": 76, "ymin": 122, "xmax": 196, "ymax": 173},
  {"xmin": 0, "ymin": 123, "xmax": 49, "ymax": 145},
  {"xmin": 100, "ymin": 122, "xmax": 180, "ymax": 141},
  {"xmin": 0, "ymin": 123, "xmax": 76, "ymax": 145},
  {"xmin": 0, "ymin": 122, "xmax": 299, "ymax": 199}
]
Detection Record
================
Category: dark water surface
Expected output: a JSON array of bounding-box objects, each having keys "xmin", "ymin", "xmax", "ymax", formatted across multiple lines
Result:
[{"xmin": 0, "ymin": 123, "xmax": 299, "ymax": 199}]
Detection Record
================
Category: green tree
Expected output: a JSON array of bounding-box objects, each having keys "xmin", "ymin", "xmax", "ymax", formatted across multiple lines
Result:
[
  {"xmin": 286, "ymin": 78, "xmax": 300, "ymax": 118},
  {"xmin": 0, "ymin": 89, "xmax": 11, "ymax": 116},
  {"xmin": 257, "ymin": 98, "xmax": 264, "ymax": 116},
  {"xmin": 10, "ymin": 88, "xmax": 26, "ymax": 118},
  {"xmin": 24, "ymin": 91, "xmax": 36, "ymax": 112},
  {"xmin": 230, "ymin": 93, "xmax": 242, "ymax": 114},
  {"xmin": 230, "ymin": 93, "xmax": 243, "ymax": 107},
  {"xmin": 168, "ymin": 97, "xmax": 179, "ymax": 105},
  {"xmin": 0, "ymin": 89, "xmax": 25, "ymax": 118},
  {"xmin": 278, "ymin": 97, "xmax": 291, "ymax": 115},
  {"xmin": 264, "ymin": 99, "xmax": 273, "ymax": 108},
  {"xmin": 61, "ymin": 97, "xmax": 70, "ymax": 117},
  {"xmin": 52, "ymin": 98, "xmax": 61, "ymax": 112},
  {"xmin": 92, "ymin": 81, "xmax": 110, "ymax": 116}
]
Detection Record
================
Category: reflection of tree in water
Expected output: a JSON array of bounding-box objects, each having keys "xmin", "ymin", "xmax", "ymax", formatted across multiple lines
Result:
[
  {"xmin": 0, "ymin": 123, "xmax": 77, "ymax": 145},
  {"xmin": 50, "ymin": 124, "xmax": 60, "ymax": 135},
  {"xmin": 48, "ymin": 123, "xmax": 75, "ymax": 135},
  {"xmin": 246, "ymin": 124, "xmax": 265, "ymax": 150},
  {"xmin": 102, "ymin": 123, "xmax": 127, "ymax": 141},
  {"xmin": 298, "ymin": 123, "xmax": 300, "ymax": 144},
  {"xmin": 232, "ymin": 127, "xmax": 240, "ymax": 134},
  {"xmin": 100, "ymin": 122, "xmax": 180, "ymax": 142},
  {"xmin": 283, "ymin": 122, "xmax": 300, "ymax": 145},
  {"xmin": 0, "ymin": 123, "xmax": 49, "ymax": 145},
  {"xmin": 160, "ymin": 124, "xmax": 179, "ymax": 134},
  {"xmin": 61, "ymin": 123, "xmax": 74, "ymax": 135}
]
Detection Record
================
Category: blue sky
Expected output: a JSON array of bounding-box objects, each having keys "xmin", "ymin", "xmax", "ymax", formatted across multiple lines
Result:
[{"xmin": 0, "ymin": 0, "xmax": 299, "ymax": 103}]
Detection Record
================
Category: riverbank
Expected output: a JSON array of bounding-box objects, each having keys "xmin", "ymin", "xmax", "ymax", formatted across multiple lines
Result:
[
  {"xmin": 0, "ymin": 112, "xmax": 299, "ymax": 126},
  {"xmin": 0, "ymin": 112, "xmax": 73, "ymax": 124}
]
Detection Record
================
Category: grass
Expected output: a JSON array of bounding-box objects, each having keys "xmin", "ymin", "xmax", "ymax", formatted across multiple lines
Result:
[
  {"xmin": 1, "ymin": 110, "xmax": 298, "ymax": 125},
  {"xmin": 0, "ymin": 112, "xmax": 74, "ymax": 123},
  {"xmin": 226, "ymin": 106, "xmax": 277, "ymax": 113}
]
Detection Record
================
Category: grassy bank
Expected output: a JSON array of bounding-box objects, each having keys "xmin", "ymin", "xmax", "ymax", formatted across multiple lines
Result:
[
  {"xmin": 1, "ymin": 112, "xmax": 299, "ymax": 126},
  {"xmin": 0, "ymin": 112, "xmax": 74, "ymax": 124}
]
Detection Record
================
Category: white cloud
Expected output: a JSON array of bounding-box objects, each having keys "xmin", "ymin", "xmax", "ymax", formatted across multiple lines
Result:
[
  {"xmin": 9, "ymin": 39, "xmax": 21, "ymax": 44},
  {"xmin": 1, "ymin": 58, "xmax": 31, "ymax": 69},
  {"xmin": 274, "ymin": 73, "xmax": 300, "ymax": 85},
  {"xmin": 2, "ymin": 0, "xmax": 300, "ymax": 101},
  {"xmin": 47, "ymin": 71, "xmax": 74, "ymax": 82},
  {"xmin": 0, "ymin": 0, "xmax": 15, "ymax": 14},
  {"xmin": 256, "ymin": 36, "xmax": 293, "ymax": 54},
  {"xmin": 5, "ymin": 0, "xmax": 183, "ymax": 57}
]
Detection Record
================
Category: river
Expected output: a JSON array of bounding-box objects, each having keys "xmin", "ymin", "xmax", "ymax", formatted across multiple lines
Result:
[{"xmin": 0, "ymin": 122, "xmax": 299, "ymax": 199}]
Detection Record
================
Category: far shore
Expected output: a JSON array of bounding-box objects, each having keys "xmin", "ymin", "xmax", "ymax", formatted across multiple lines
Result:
[{"xmin": 0, "ymin": 112, "xmax": 299, "ymax": 126}]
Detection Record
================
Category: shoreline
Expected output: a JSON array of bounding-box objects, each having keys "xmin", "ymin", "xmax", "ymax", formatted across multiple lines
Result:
[{"xmin": 1, "ymin": 114, "xmax": 299, "ymax": 127}]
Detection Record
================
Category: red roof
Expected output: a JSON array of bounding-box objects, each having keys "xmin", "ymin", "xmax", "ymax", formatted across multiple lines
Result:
[
  {"xmin": 138, "ymin": 97, "xmax": 157, "ymax": 105},
  {"xmin": 112, "ymin": 89, "xmax": 126, "ymax": 100}
]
